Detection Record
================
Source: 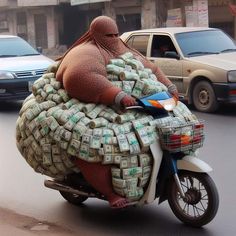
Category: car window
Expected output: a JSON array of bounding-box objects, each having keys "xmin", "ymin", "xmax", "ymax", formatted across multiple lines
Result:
[
  {"xmin": 175, "ymin": 29, "xmax": 236, "ymax": 57},
  {"xmin": 151, "ymin": 35, "xmax": 177, "ymax": 58},
  {"xmin": 0, "ymin": 37, "xmax": 39, "ymax": 57},
  {"xmin": 126, "ymin": 35, "xmax": 149, "ymax": 56}
]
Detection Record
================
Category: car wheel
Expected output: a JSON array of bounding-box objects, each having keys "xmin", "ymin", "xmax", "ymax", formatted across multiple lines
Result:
[{"xmin": 192, "ymin": 81, "xmax": 219, "ymax": 112}]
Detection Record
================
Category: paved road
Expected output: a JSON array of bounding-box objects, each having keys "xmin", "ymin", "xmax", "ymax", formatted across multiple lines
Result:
[{"xmin": 0, "ymin": 101, "xmax": 235, "ymax": 236}]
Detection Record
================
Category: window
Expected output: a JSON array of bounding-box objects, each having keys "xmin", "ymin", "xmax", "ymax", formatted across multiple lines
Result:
[
  {"xmin": 126, "ymin": 35, "xmax": 149, "ymax": 56},
  {"xmin": 175, "ymin": 29, "xmax": 236, "ymax": 57},
  {"xmin": 116, "ymin": 14, "xmax": 141, "ymax": 35},
  {"xmin": 0, "ymin": 37, "xmax": 39, "ymax": 57},
  {"xmin": 151, "ymin": 35, "xmax": 177, "ymax": 58}
]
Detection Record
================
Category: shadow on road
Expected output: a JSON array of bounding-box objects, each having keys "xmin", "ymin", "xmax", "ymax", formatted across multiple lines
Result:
[
  {"xmin": 57, "ymin": 202, "xmax": 216, "ymax": 236},
  {"xmin": 188, "ymin": 103, "xmax": 236, "ymax": 117}
]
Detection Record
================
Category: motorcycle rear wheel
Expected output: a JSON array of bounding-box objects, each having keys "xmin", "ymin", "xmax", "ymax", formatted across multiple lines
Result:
[
  {"xmin": 59, "ymin": 191, "xmax": 88, "ymax": 206},
  {"xmin": 168, "ymin": 170, "xmax": 219, "ymax": 227}
]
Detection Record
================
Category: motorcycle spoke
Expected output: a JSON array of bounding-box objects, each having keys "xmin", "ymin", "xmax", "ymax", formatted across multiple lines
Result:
[
  {"xmin": 194, "ymin": 204, "xmax": 205, "ymax": 213},
  {"xmin": 183, "ymin": 202, "xmax": 188, "ymax": 212},
  {"xmin": 199, "ymin": 200, "xmax": 206, "ymax": 211},
  {"xmin": 187, "ymin": 203, "xmax": 190, "ymax": 215},
  {"xmin": 192, "ymin": 205, "xmax": 197, "ymax": 217},
  {"xmin": 201, "ymin": 194, "xmax": 209, "ymax": 200},
  {"xmin": 198, "ymin": 180, "xmax": 206, "ymax": 191},
  {"xmin": 188, "ymin": 177, "xmax": 194, "ymax": 187},
  {"xmin": 179, "ymin": 178, "xmax": 187, "ymax": 189}
]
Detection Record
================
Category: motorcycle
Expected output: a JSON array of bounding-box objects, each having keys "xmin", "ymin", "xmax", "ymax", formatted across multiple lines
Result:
[{"xmin": 44, "ymin": 91, "xmax": 219, "ymax": 227}]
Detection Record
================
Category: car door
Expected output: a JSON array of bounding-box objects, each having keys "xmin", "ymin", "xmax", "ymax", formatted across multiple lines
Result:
[
  {"xmin": 125, "ymin": 33, "xmax": 151, "ymax": 57},
  {"xmin": 148, "ymin": 34, "xmax": 185, "ymax": 94}
]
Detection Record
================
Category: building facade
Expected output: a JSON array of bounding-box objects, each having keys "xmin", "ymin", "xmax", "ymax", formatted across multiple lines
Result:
[{"xmin": 0, "ymin": 0, "xmax": 236, "ymax": 55}]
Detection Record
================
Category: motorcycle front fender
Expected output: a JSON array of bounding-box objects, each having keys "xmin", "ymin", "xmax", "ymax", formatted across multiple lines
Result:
[{"xmin": 177, "ymin": 155, "xmax": 213, "ymax": 173}]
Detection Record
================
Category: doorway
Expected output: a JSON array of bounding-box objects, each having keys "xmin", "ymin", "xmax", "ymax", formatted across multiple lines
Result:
[{"xmin": 34, "ymin": 14, "xmax": 48, "ymax": 48}]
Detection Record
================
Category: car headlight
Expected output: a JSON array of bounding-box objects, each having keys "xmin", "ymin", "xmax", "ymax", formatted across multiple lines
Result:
[
  {"xmin": 0, "ymin": 71, "xmax": 15, "ymax": 80},
  {"xmin": 228, "ymin": 71, "xmax": 236, "ymax": 82}
]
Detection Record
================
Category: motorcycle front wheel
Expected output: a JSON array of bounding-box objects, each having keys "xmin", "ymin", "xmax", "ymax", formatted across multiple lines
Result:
[{"xmin": 168, "ymin": 170, "xmax": 219, "ymax": 227}]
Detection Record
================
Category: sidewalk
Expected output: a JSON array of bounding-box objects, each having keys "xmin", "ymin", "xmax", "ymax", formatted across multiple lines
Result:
[
  {"xmin": 0, "ymin": 207, "xmax": 74, "ymax": 236},
  {"xmin": 0, "ymin": 223, "xmax": 35, "ymax": 236}
]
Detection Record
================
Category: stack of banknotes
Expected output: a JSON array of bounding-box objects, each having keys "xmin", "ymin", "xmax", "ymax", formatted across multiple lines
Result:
[{"xmin": 16, "ymin": 52, "xmax": 199, "ymax": 201}]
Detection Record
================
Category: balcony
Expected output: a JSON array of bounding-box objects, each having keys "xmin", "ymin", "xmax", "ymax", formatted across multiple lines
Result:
[{"xmin": 17, "ymin": 0, "xmax": 60, "ymax": 6}]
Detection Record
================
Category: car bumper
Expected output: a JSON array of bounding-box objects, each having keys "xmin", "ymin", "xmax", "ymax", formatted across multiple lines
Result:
[
  {"xmin": 0, "ymin": 78, "xmax": 36, "ymax": 101},
  {"xmin": 213, "ymin": 82, "xmax": 236, "ymax": 103}
]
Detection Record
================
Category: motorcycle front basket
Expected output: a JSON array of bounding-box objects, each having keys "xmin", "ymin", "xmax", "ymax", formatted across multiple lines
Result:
[{"xmin": 157, "ymin": 120, "xmax": 205, "ymax": 153}]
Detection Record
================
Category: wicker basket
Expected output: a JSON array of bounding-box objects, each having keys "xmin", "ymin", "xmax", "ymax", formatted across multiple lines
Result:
[{"xmin": 157, "ymin": 120, "xmax": 205, "ymax": 153}]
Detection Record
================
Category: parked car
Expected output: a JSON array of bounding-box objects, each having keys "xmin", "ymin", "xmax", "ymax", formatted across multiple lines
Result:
[
  {"xmin": 120, "ymin": 27, "xmax": 236, "ymax": 112},
  {"xmin": 0, "ymin": 35, "xmax": 54, "ymax": 101}
]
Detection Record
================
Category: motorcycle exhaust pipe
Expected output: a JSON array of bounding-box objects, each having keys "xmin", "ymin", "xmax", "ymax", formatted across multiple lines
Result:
[
  {"xmin": 44, "ymin": 179, "xmax": 97, "ymax": 198},
  {"xmin": 44, "ymin": 179, "xmax": 139, "ymax": 206}
]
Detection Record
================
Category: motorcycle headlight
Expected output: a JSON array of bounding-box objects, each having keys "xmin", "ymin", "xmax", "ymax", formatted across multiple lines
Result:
[
  {"xmin": 148, "ymin": 97, "xmax": 177, "ymax": 111},
  {"xmin": 162, "ymin": 97, "xmax": 177, "ymax": 111},
  {"xmin": 0, "ymin": 71, "xmax": 15, "ymax": 80},
  {"xmin": 228, "ymin": 70, "xmax": 236, "ymax": 82}
]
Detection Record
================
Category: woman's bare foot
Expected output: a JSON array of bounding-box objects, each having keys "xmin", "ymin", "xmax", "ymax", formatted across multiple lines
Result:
[{"xmin": 109, "ymin": 194, "xmax": 129, "ymax": 209}]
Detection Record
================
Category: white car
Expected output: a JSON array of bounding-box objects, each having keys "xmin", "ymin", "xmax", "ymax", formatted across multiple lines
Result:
[
  {"xmin": 0, "ymin": 35, "xmax": 54, "ymax": 101},
  {"xmin": 121, "ymin": 27, "xmax": 236, "ymax": 112}
]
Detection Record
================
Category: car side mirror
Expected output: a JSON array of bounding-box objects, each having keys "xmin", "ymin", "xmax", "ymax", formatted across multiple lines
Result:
[
  {"xmin": 37, "ymin": 46, "xmax": 43, "ymax": 53},
  {"xmin": 164, "ymin": 51, "xmax": 180, "ymax": 59}
]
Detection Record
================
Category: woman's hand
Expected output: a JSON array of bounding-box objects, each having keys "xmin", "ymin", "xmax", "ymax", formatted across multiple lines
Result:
[
  {"xmin": 120, "ymin": 95, "xmax": 137, "ymax": 107},
  {"xmin": 167, "ymin": 84, "xmax": 179, "ymax": 101},
  {"xmin": 115, "ymin": 91, "xmax": 137, "ymax": 108}
]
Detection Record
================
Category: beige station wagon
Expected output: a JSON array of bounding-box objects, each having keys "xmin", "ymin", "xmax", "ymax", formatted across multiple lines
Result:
[{"xmin": 120, "ymin": 27, "xmax": 236, "ymax": 112}]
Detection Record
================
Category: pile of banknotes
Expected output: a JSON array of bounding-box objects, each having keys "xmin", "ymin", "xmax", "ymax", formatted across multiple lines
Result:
[
  {"xmin": 106, "ymin": 52, "xmax": 168, "ymax": 98},
  {"xmin": 16, "ymin": 52, "xmax": 200, "ymax": 201}
]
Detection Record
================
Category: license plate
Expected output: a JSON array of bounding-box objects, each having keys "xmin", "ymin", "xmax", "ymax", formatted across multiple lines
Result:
[{"xmin": 28, "ymin": 81, "xmax": 34, "ymax": 92}]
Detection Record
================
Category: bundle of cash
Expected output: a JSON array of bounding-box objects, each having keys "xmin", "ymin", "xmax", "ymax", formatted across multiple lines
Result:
[
  {"xmin": 109, "ymin": 58, "xmax": 126, "ymax": 68},
  {"xmin": 173, "ymin": 101, "xmax": 198, "ymax": 122},
  {"xmin": 122, "ymin": 81, "xmax": 135, "ymax": 95},
  {"xmin": 63, "ymin": 98, "xmax": 80, "ymax": 109},
  {"xmin": 119, "ymin": 71, "xmax": 139, "ymax": 81},
  {"xmin": 99, "ymin": 110, "xmax": 117, "ymax": 122},
  {"xmin": 116, "ymin": 113, "xmax": 135, "ymax": 124},
  {"xmin": 117, "ymin": 134, "xmax": 130, "ymax": 152},
  {"xmin": 126, "ymin": 132, "xmax": 141, "ymax": 154},
  {"xmin": 131, "ymin": 80, "xmax": 145, "ymax": 98},
  {"xmin": 135, "ymin": 127, "xmax": 151, "ymax": 149},
  {"xmin": 137, "ymin": 70, "xmax": 149, "ymax": 79},
  {"xmin": 106, "ymin": 64, "xmax": 124, "ymax": 75},
  {"xmin": 107, "ymin": 74, "xmax": 119, "ymax": 81},
  {"xmin": 142, "ymin": 79, "xmax": 167, "ymax": 95},
  {"xmin": 89, "ymin": 117, "xmax": 109, "ymax": 128},
  {"xmin": 118, "ymin": 52, "xmax": 134, "ymax": 61},
  {"xmin": 87, "ymin": 105, "xmax": 105, "ymax": 119},
  {"xmin": 126, "ymin": 58, "xmax": 144, "ymax": 71},
  {"xmin": 122, "ymin": 167, "xmax": 142, "ymax": 179}
]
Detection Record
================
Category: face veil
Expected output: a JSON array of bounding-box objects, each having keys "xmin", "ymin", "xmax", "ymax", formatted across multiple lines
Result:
[{"xmin": 89, "ymin": 16, "xmax": 122, "ymax": 55}]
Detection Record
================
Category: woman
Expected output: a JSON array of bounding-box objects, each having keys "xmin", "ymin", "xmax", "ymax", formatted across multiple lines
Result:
[{"xmin": 56, "ymin": 15, "xmax": 178, "ymax": 208}]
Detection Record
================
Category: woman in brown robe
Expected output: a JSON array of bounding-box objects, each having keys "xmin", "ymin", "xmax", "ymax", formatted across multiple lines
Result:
[{"xmin": 56, "ymin": 15, "xmax": 178, "ymax": 208}]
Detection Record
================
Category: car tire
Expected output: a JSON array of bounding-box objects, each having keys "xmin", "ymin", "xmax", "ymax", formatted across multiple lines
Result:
[{"xmin": 192, "ymin": 80, "xmax": 219, "ymax": 112}]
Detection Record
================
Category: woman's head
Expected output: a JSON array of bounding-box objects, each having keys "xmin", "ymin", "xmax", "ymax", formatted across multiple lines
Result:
[{"xmin": 89, "ymin": 16, "xmax": 122, "ymax": 53}]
